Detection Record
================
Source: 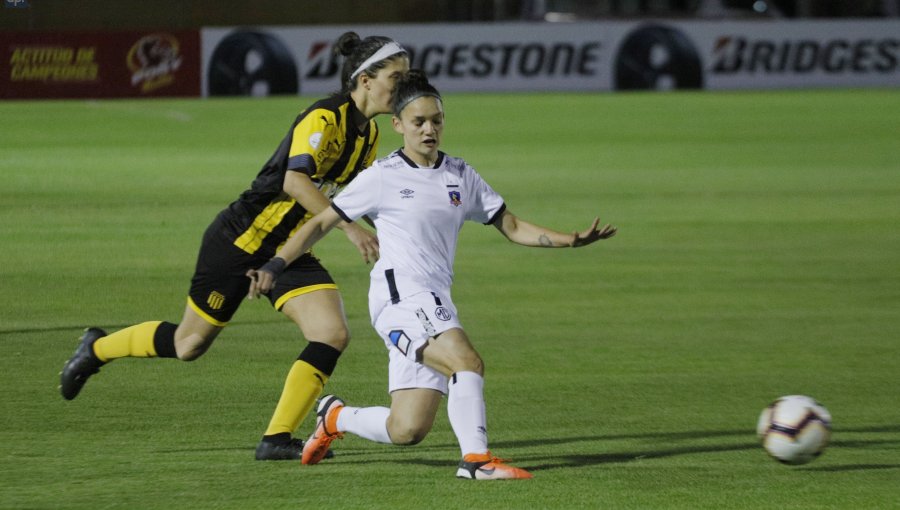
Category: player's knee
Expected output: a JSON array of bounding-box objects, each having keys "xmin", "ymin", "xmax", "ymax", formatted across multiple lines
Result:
[
  {"xmin": 386, "ymin": 413, "xmax": 432, "ymax": 445},
  {"xmin": 174, "ymin": 333, "xmax": 212, "ymax": 361},
  {"xmin": 317, "ymin": 326, "xmax": 350, "ymax": 352},
  {"xmin": 467, "ymin": 353, "xmax": 484, "ymax": 375},
  {"xmin": 388, "ymin": 424, "xmax": 429, "ymax": 446},
  {"xmin": 448, "ymin": 351, "xmax": 483, "ymax": 376}
]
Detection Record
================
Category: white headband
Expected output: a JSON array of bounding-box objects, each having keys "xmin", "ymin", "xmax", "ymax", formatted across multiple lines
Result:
[
  {"xmin": 395, "ymin": 92, "xmax": 442, "ymax": 114},
  {"xmin": 350, "ymin": 41, "xmax": 406, "ymax": 80}
]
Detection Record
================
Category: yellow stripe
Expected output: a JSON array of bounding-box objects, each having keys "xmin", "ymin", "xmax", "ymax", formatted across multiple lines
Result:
[
  {"xmin": 274, "ymin": 283, "xmax": 339, "ymax": 311},
  {"xmin": 290, "ymin": 107, "xmax": 338, "ymax": 160},
  {"xmin": 234, "ymin": 198, "xmax": 296, "ymax": 254},
  {"xmin": 277, "ymin": 211, "xmax": 315, "ymax": 252},
  {"xmin": 187, "ymin": 297, "xmax": 228, "ymax": 327}
]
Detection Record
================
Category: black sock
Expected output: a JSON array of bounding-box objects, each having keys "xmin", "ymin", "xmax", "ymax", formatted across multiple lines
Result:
[
  {"xmin": 297, "ymin": 341, "xmax": 342, "ymax": 376},
  {"xmin": 262, "ymin": 432, "xmax": 292, "ymax": 444},
  {"xmin": 152, "ymin": 321, "xmax": 178, "ymax": 358}
]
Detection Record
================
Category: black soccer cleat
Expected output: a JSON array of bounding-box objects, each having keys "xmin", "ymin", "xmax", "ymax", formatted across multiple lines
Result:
[
  {"xmin": 255, "ymin": 437, "xmax": 335, "ymax": 461},
  {"xmin": 59, "ymin": 327, "xmax": 107, "ymax": 400}
]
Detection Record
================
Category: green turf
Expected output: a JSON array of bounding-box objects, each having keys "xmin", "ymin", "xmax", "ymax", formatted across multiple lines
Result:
[{"xmin": 1, "ymin": 89, "xmax": 899, "ymax": 509}]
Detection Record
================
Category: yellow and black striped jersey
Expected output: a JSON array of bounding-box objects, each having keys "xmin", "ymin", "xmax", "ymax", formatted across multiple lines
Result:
[{"xmin": 219, "ymin": 94, "xmax": 379, "ymax": 257}]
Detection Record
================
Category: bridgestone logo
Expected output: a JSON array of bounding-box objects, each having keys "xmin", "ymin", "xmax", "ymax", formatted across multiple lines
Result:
[
  {"xmin": 712, "ymin": 36, "xmax": 899, "ymax": 74},
  {"xmin": 405, "ymin": 43, "xmax": 602, "ymax": 78},
  {"xmin": 305, "ymin": 42, "xmax": 603, "ymax": 80}
]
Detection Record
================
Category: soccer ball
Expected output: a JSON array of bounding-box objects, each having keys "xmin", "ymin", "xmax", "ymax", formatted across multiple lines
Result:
[{"xmin": 756, "ymin": 395, "xmax": 831, "ymax": 465}]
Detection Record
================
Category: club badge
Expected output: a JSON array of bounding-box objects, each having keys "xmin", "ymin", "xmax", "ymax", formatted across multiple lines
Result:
[{"xmin": 449, "ymin": 190, "xmax": 461, "ymax": 207}]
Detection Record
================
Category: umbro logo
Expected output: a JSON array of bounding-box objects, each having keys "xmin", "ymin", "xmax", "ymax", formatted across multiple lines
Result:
[{"xmin": 400, "ymin": 188, "xmax": 415, "ymax": 199}]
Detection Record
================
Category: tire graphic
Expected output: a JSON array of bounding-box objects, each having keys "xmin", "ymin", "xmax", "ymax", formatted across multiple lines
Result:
[
  {"xmin": 615, "ymin": 25, "xmax": 703, "ymax": 90},
  {"xmin": 208, "ymin": 31, "xmax": 299, "ymax": 96}
]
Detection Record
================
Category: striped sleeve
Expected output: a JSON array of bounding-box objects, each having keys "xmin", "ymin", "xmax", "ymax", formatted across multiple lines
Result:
[{"xmin": 287, "ymin": 108, "xmax": 339, "ymax": 175}]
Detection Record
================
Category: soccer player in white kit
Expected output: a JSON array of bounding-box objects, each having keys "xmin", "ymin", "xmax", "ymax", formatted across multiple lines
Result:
[{"xmin": 247, "ymin": 70, "xmax": 617, "ymax": 480}]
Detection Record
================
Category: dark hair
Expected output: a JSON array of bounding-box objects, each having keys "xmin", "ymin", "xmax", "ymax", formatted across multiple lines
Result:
[
  {"xmin": 334, "ymin": 32, "xmax": 408, "ymax": 93},
  {"xmin": 391, "ymin": 69, "xmax": 441, "ymax": 116}
]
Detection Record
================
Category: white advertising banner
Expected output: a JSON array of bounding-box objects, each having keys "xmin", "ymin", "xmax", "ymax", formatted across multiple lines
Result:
[{"xmin": 201, "ymin": 20, "xmax": 899, "ymax": 96}]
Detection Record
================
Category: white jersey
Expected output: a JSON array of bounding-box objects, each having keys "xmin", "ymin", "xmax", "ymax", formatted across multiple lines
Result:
[{"xmin": 332, "ymin": 149, "xmax": 505, "ymax": 321}]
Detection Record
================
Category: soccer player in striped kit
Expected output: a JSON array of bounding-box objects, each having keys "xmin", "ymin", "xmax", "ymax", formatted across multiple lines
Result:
[
  {"xmin": 247, "ymin": 70, "xmax": 617, "ymax": 478},
  {"xmin": 59, "ymin": 32, "xmax": 409, "ymax": 461}
]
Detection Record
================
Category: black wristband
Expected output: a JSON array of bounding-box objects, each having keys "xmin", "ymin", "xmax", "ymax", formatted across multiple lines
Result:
[{"xmin": 259, "ymin": 257, "xmax": 287, "ymax": 279}]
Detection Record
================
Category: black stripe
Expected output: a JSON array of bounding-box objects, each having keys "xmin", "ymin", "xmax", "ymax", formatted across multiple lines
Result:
[
  {"xmin": 398, "ymin": 150, "xmax": 446, "ymax": 169},
  {"xmin": 322, "ymin": 105, "xmax": 373, "ymax": 183},
  {"xmin": 287, "ymin": 154, "xmax": 317, "ymax": 175},
  {"xmin": 431, "ymin": 292, "xmax": 442, "ymax": 306},
  {"xmin": 397, "ymin": 149, "xmax": 419, "ymax": 168},
  {"xmin": 331, "ymin": 203, "xmax": 353, "ymax": 223},
  {"xmin": 486, "ymin": 203, "xmax": 507, "ymax": 225},
  {"xmin": 385, "ymin": 269, "xmax": 400, "ymax": 304}
]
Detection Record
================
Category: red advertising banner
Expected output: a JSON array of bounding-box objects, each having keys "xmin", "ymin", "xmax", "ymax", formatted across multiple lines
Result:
[{"xmin": 1, "ymin": 30, "xmax": 200, "ymax": 99}]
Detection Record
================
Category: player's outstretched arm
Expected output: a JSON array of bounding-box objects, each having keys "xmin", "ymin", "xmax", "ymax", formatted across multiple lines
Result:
[
  {"xmin": 284, "ymin": 171, "xmax": 379, "ymax": 263},
  {"xmin": 246, "ymin": 207, "xmax": 345, "ymax": 298},
  {"xmin": 493, "ymin": 209, "xmax": 617, "ymax": 248}
]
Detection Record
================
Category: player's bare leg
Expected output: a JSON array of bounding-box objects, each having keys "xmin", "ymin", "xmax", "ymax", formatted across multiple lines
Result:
[
  {"xmin": 302, "ymin": 387, "xmax": 442, "ymax": 465},
  {"xmin": 60, "ymin": 304, "xmax": 222, "ymax": 400},
  {"xmin": 422, "ymin": 329, "xmax": 532, "ymax": 480},
  {"xmin": 256, "ymin": 288, "xmax": 348, "ymax": 460},
  {"xmin": 172, "ymin": 305, "xmax": 224, "ymax": 360},
  {"xmin": 386, "ymin": 388, "xmax": 442, "ymax": 445}
]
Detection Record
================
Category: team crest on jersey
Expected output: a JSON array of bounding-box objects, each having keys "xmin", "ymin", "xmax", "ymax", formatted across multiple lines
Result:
[{"xmin": 448, "ymin": 190, "xmax": 461, "ymax": 207}]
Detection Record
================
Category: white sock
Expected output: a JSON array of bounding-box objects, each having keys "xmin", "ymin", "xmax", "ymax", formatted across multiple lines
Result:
[
  {"xmin": 448, "ymin": 371, "xmax": 488, "ymax": 456},
  {"xmin": 336, "ymin": 405, "xmax": 392, "ymax": 444}
]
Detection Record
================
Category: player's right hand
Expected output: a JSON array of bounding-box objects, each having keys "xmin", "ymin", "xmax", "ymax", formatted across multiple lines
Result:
[
  {"xmin": 246, "ymin": 269, "xmax": 270, "ymax": 299},
  {"xmin": 246, "ymin": 257, "xmax": 286, "ymax": 299}
]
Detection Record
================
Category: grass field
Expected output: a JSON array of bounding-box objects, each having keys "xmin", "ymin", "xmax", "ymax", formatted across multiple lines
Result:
[{"xmin": 1, "ymin": 89, "xmax": 899, "ymax": 509}]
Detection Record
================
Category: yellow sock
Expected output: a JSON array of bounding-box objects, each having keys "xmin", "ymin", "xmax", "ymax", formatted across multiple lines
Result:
[
  {"xmin": 264, "ymin": 360, "xmax": 328, "ymax": 436},
  {"xmin": 92, "ymin": 321, "xmax": 161, "ymax": 362}
]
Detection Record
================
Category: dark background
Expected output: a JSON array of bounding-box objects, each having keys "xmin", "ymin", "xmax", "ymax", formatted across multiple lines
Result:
[{"xmin": 2, "ymin": 0, "xmax": 897, "ymax": 32}]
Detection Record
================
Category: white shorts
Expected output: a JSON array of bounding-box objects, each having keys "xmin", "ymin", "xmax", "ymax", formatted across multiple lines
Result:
[{"xmin": 372, "ymin": 290, "xmax": 461, "ymax": 395}]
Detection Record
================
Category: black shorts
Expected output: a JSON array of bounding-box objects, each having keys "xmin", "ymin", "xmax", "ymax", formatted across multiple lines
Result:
[{"xmin": 188, "ymin": 221, "xmax": 336, "ymax": 326}]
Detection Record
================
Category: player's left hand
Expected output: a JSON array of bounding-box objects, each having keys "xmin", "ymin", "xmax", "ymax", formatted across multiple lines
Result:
[
  {"xmin": 343, "ymin": 223, "xmax": 380, "ymax": 264},
  {"xmin": 571, "ymin": 217, "xmax": 617, "ymax": 247}
]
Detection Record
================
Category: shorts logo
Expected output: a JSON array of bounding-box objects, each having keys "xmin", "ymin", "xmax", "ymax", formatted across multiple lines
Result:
[
  {"xmin": 207, "ymin": 291, "xmax": 226, "ymax": 310},
  {"xmin": 415, "ymin": 308, "xmax": 437, "ymax": 336},
  {"xmin": 435, "ymin": 306, "xmax": 452, "ymax": 321},
  {"xmin": 448, "ymin": 190, "xmax": 461, "ymax": 207},
  {"xmin": 389, "ymin": 329, "xmax": 412, "ymax": 356}
]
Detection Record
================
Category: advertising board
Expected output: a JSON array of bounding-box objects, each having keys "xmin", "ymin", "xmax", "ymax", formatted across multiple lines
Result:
[
  {"xmin": 201, "ymin": 21, "xmax": 899, "ymax": 96},
  {"xmin": 1, "ymin": 30, "xmax": 200, "ymax": 99}
]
